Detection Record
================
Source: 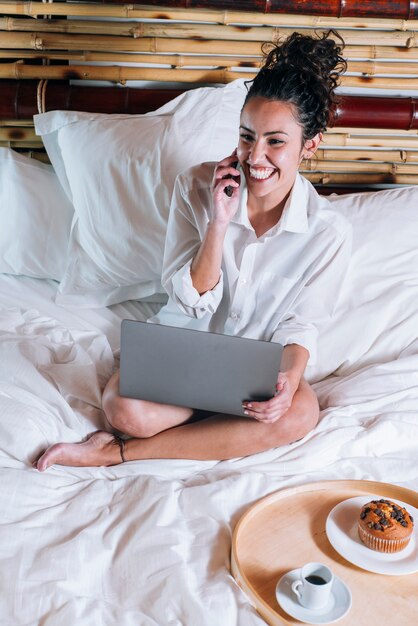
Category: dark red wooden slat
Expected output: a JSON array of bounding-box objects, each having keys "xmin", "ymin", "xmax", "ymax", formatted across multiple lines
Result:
[
  {"xmin": 1, "ymin": 81, "xmax": 417, "ymax": 130},
  {"xmin": 95, "ymin": 0, "xmax": 418, "ymax": 19},
  {"xmin": 336, "ymin": 95, "xmax": 418, "ymax": 130},
  {"xmin": 0, "ymin": 81, "xmax": 185, "ymax": 118},
  {"xmin": 269, "ymin": 0, "xmax": 416, "ymax": 18}
]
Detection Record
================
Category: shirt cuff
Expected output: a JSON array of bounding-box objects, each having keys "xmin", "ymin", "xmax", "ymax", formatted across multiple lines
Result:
[
  {"xmin": 271, "ymin": 325, "xmax": 318, "ymax": 365},
  {"xmin": 170, "ymin": 259, "xmax": 224, "ymax": 316}
]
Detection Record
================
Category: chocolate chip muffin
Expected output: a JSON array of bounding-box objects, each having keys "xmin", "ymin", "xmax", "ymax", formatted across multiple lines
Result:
[{"xmin": 358, "ymin": 499, "xmax": 414, "ymax": 553}]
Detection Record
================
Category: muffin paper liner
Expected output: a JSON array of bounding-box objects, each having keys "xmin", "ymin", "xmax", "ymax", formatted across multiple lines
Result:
[{"xmin": 358, "ymin": 525, "xmax": 412, "ymax": 553}]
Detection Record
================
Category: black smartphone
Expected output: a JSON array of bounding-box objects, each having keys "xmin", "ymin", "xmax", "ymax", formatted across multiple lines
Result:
[{"xmin": 224, "ymin": 161, "xmax": 239, "ymax": 197}]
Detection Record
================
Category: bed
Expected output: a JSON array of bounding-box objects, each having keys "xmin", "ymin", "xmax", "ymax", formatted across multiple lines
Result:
[{"xmin": 1, "ymin": 3, "xmax": 418, "ymax": 625}]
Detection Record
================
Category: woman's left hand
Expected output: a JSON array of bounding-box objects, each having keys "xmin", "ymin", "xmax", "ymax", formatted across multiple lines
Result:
[{"xmin": 242, "ymin": 372, "xmax": 298, "ymax": 424}]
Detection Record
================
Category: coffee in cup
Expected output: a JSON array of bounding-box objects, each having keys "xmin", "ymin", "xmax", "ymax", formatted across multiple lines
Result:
[{"xmin": 291, "ymin": 562, "xmax": 334, "ymax": 610}]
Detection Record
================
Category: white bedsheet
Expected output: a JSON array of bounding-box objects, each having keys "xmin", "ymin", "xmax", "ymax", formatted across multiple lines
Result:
[{"xmin": 1, "ymin": 274, "xmax": 418, "ymax": 626}]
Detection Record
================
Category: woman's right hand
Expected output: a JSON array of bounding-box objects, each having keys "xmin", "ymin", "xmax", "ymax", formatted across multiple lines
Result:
[{"xmin": 211, "ymin": 152, "xmax": 241, "ymax": 227}]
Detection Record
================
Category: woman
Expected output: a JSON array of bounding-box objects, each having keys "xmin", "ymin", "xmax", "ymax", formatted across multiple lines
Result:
[{"xmin": 35, "ymin": 30, "xmax": 350, "ymax": 470}]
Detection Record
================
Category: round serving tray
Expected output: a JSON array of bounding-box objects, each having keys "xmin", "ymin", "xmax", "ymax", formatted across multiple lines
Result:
[{"xmin": 231, "ymin": 480, "xmax": 418, "ymax": 625}]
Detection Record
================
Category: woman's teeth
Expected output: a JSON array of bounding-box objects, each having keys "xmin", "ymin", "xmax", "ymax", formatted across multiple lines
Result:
[{"xmin": 249, "ymin": 166, "xmax": 275, "ymax": 180}]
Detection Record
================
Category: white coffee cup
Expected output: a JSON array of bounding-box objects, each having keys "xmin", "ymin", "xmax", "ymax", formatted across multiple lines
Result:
[{"xmin": 291, "ymin": 562, "xmax": 334, "ymax": 610}]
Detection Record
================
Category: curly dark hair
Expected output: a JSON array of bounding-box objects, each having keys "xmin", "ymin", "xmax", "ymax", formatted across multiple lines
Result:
[{"xmin": 244, "ymin": 30, "xmax": 347, "ymax": 142}]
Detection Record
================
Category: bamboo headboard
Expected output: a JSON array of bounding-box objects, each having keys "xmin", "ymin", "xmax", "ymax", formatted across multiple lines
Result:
[{"xmin": 1, "ymin": 1, "xmax": 418, "ymax": 189}]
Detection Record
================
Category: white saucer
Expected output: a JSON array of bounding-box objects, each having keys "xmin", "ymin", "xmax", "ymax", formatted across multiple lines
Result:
[
  {"xmin": 326, "ymin": 495, "xmax": 418, "ymax": 576},
  {"xmin": 275, "ymin": 569, "xmax": 352, "ymax": 624}
]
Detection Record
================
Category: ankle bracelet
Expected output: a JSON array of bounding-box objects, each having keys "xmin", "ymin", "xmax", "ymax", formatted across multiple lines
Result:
[{"xmin": 113, "ymin": 435, "xmax": 126, "ymax": 463}]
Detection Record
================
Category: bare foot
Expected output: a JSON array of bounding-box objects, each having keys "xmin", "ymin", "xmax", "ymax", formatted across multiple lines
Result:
[{"xmin": 34, "ymin": 431, "xmax": 124, "ymax": 472}]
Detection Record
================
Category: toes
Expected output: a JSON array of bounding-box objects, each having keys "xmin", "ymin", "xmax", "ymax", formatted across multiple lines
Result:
[
  {"xmin": 34, "ymin": 449, "xmax": 53, "ymax": 472},
  {"xmin": 34, "ymin": 456, "xmax": 46, "ymax": 472},
  {"xmin": 35, "ymin": 443, "xmax": 66, "ymax": 472}
]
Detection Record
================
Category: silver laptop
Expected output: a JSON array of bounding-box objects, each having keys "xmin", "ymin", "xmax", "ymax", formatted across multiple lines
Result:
[{"xmin": 120, "ymin": 320, "xmax": 283, "ymax": 417}]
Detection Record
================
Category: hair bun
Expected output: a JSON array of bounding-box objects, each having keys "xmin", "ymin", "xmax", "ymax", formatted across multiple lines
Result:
[
  {"xmin": 263, "ymin": 30, "xmax": 345, "ymax": 82},
  {"xmin": 245, "ymin": 30, "xmax": 346, "ymax": 140}
]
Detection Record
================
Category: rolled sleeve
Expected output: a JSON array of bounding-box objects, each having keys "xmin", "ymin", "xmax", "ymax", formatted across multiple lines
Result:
[
  {"xmin": 170, "ymin": 259, "xmax": 224, "ymax": 318},
  {"xmin": 271, "ymin": 323, "xmax": 318, "ymax": 364}
]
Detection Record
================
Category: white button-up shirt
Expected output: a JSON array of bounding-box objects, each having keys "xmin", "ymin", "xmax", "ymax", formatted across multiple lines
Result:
[{"xmin": 148, "ymin": 163, "xmax": 352, "ymax": 365}]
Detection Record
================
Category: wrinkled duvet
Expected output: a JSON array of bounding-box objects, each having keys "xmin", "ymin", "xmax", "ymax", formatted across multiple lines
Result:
[{"xmin": 1, "ymin": 274, "xmax": 417, "ymax": 626}]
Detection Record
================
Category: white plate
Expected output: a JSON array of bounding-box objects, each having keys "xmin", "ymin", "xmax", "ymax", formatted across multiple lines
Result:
[
  {"xmin": 276, "ymin": 569, "xmax": 352, "ymax": 624},
  {"xmin": 326, "ymin": 495, "xmax": 418, "ymax": 575}
]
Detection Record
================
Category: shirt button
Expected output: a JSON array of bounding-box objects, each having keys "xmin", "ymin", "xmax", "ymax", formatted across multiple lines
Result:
[
  {"xmin": 230, "ymin": 312, "xmax": 239, "ymax": 320},
  {"xmin": 241, "ymin": 278, "xmax": 247, "ymax": 285}
]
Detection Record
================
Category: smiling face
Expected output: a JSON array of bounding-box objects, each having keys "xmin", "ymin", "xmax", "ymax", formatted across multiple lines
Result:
[{"xmin": 237, "ymin": 97, "xmax": 320, "ymax": 209}]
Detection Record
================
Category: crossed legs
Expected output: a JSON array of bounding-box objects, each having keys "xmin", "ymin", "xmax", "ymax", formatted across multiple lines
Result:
[{"xmin": 35, "ymin": 370, "xmax": 319, "ymax": 471}]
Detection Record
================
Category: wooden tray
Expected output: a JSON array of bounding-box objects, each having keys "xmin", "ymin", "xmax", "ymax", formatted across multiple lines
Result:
[{"xmin": 231, "ymin": 480, "xmax": 418, "ymax": 625}]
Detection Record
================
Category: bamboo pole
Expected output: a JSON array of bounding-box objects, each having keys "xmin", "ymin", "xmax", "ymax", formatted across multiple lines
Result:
[
  {"xmin": 0, "ymin": 62, "xmax": 246, "ymax": 83},
  {"xmin": 347, "ymin": 60, "xmax": 418, "ymax": 75},
  {"xmin": 1, "ymin": 18, "xmax": 418, "ymax": 48},
  {"xmin": 2, "ymin": 2, "xmax": 418, "ymax": 31},
  {"xmin": 344, "ymin": 44, "xmax": 418, "ymax": 59},
  {"xmin": 3, "ymin": 31, "xmax": 418, "ymax": 60},
  {"xmin": 0, "ymin": 49, "xmax": 262, "ymax": 67},
  {"xmin": 322, "ymin": 134, "xmax": 418, "ymax": 148},
  {"xmin": 2, "ymin": 48, "xmax": 418, "ymax": 77},
  {"xmin": 0, "ymin": 118, "xmax": 35, "ymax": 126},
  {"xmin": 0, "ymin": 139, "xmax": 43, "ymax": 148},
  {"xmin": 0, "ymin": 17, "xmax": 147, "ymax": 38},
  {"xmin": 316, "ymin": 149, "xmax": 418, "ymax": 162},
  {"xmin": 0, "ymin": 31, "xmax": 251, "ymax": 55},
  {"xmin": 0, "ymin": 49, "xmax": 88, "ymax": 60},
  {"xmin": 301, "ymin": 159, "xmax": 418, "ymax": 174},
  {"xmin": 0, "ymin": 31, "xmax": 262, "ymax": 54},
  {"xmin": 10, "ymin": 148, "xmax": 50, "ymax": 163},
  {"xmin": 303, "ymin": 172, "xmax": 418, "ymax": 184},
  {"xmin": 342, "ymin": 76, "xmax": 418, "ymax": 88},
  {"xmin": 3, "ymin": 62, "xmax": 418, "ymax": 90},
  {"xmin": 0, "ymin": 126, "xmax": 38, "ymax": 141}
]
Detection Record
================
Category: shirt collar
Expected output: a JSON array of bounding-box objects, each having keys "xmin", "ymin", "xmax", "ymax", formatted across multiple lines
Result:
[
  {"xmin": 232, "ymin": 172, "xmax": 309, "ymax": 234},
  {"xmin": 279, "ymin": 173, "xmax": 309, "ymax": 234}
]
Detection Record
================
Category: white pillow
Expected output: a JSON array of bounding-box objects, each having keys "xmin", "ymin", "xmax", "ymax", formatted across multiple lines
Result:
[
  {"xmin": 0, "ymin": 148, "xmax": 73, "ymax": 281},
  {"xmin": 34, "ymin": 80, "xmax": 247, "ymax": 307},
  {"xmin": 307, "ymin": 185, "xmax": 418, "ymax": 383}
]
